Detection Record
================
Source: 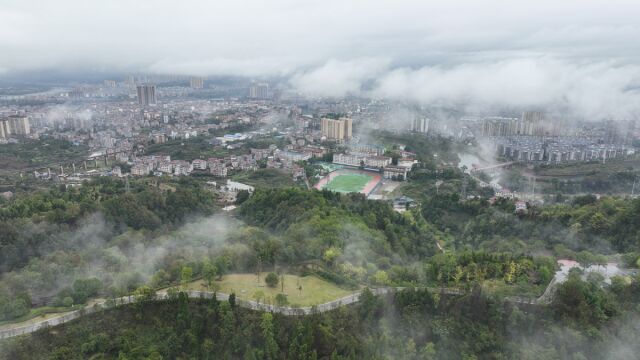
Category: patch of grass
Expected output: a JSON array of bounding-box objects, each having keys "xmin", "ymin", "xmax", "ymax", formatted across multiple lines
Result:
[
  {"xmin": 231, "ymin": 168, "xmax": 298, "ymax": 189},
  {"xmin": 183, "ymin": 273, "xmax": 358, "ymax": 307},
  {"xmin": 481, "ymin": 279, "xmax": 546, "ymax": 298}
]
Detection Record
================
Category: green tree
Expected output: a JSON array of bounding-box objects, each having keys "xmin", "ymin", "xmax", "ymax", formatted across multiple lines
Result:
[
  {"xmin": 203, "ymin": 261, "xmax": 217, "ymax": 289},
  {"xmin": 260, "ymin": 313, "xmax": 279, "ymax": 360},
  {"xmin": 275, "ymin": 293, "xmax": 288, "ymax": 307},
  {"xmin": 235, "ymin": 190, "xmax": 251, "ymax": 204},
  {"xmin": 181, "ymin": 266, "xmax": 193, "ymax": 289}
]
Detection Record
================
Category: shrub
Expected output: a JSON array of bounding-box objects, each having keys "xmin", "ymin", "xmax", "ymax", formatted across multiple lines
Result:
[{"xmin": 265, "ymin": 272, "xmax": 279, "ymax": 288}]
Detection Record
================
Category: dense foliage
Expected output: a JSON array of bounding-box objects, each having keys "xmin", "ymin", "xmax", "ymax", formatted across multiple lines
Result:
[
  {"xmin": 3, "ymin": 279, "xmax": 640, "ymax": 360},
  {"xmin": 0, "ymin": 178, "xmax": 217, "ymax": 320},
  {"xmin": 419, "ymin": 192, "xmax": 640, "ymax": 254}
]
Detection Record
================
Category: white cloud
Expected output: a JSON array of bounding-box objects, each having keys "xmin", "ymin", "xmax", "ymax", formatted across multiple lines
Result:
[
  {"xmin": 289, "ymin": 58, "xmax": 390, "ymax": 98},
  {"xmin": 1, "ymin": 0, "xmax": 639, "ymax": 118},
  {"xmin": 371, "ymin": 58, "xmax": 640, "ymax": 119},
  {"xmin": 0, "ymin": 0, "xmax": 639, "ymax": 76}
]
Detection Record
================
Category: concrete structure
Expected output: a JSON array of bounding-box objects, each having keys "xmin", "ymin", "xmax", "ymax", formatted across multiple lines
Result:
[
  {"xmin": 383, "ymin": 165, "xmax": 409, "ymax": 180},
  {"xmin": 249, "ymin": 82, "xmax": 269, "ymax": 99},
  {"xmin": 0, "ymin": 115, "xmax": 30, "ymax": 138},
  {"xmin": 136, "ymin": 84, "xmax": 157, "ymax": 106},
  {"xmin": 226, "ymin": 180, "xmax": 254, "ymax": 193},
  {"xmin": 190, "ymin": 77, "xmax": 204, "ymax": 89},
  {"xmin": 481, "ymin": 112, "xmax": 559, "ymax": 137},
  {"xmin": 131, "ymin": 164, "xmax": 151, "ymax": 176},
  {"xmin": 192, "ymin": 159, "xmax": 208, "ymax": 170},
  {"xmin": 492, "ymin": 136, "xmax": 628, "ymax": 163},
  {"xmin": 321, "ymin": 117, "xmax": 352, "ymax": 141},
  {"xmin": 411, "ymin": 117, "xmax": 430, "ymax": 133},
  {"xmin": 333, "ymin": 153, "xmax": 391, "ymax": 168},
  {"xmin": 277, "ymin": 150, "xmax": 312, "ymax": 163}
]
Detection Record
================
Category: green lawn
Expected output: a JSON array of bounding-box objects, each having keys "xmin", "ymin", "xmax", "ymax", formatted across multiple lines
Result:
[
  {"xmin": 481, "ymin": 279, "xmax": 546, "ymax": 298},
  {"xmin": 322, "ymin": 174, "xmax": 372, "ymax": 193},
  {"xmin": 183, "ymin": 273, "xmax": 357, "ymax": 307}
]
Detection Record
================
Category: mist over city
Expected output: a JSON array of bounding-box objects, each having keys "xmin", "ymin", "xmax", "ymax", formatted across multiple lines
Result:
[{"xmin": 1, "ymin": 1, "xmax": 640, "ymax": 359}]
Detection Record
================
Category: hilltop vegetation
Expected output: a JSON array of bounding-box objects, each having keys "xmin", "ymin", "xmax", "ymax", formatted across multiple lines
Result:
[{"xmin": 3, "ymin": 277, "xmax": 640, "ymax": 360}]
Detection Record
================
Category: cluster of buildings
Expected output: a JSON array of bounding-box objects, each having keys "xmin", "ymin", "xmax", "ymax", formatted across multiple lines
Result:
[
  {"xmin": 481, "ymin": 112, "xmax": 558, "ymax": 137},
  {"xmin": 332, "ymin": 143, "xmax": 416, "ymax": 180},
  {"xmin": 129, "ymin": 143, "xmax": 309, "ymax": 181},
  {"xmin": 493, "ymin": 136, "xmax": 629, "ymax": 163},
  {"xmin": 0, "ymin": 115, "xmax": 31, "ymax": 139}
]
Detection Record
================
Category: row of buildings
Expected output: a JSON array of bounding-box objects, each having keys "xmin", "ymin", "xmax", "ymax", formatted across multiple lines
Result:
[
  {"xmin": 0, "ymin": 115, "xmax": 31, "ymax": 139},
  {"xmin": 493, "ymin": 136, "xmax": 629, "ymax": 163},
  {"xmin": 481, "ymin": 112, "xmax": 557, "ymax": 137},
  {"xmin": 332, "ymin": 143, "xmax": 416, "ymax": 180},
  {"xmin": 129, "ymin": 145, "xmax": 309, "ymax": 180}
]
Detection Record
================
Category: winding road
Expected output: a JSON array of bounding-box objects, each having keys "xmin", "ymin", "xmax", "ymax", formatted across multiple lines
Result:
[
  {"xmin": 0, "ymin": 287, "xmax": 466, "ymax": 340},
  {"xmin": 0, "ymin": 277, "xmax": 564, "ymax": 340}
]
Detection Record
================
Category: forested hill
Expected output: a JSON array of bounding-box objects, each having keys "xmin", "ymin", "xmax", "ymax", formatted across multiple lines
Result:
[
  {"xmin": 3, "ymin": 283, "xmax": 640, "ymax": 360},
  {"xmin": 239, "ymin": 188, "xmax": 441, "ymax": 261}
]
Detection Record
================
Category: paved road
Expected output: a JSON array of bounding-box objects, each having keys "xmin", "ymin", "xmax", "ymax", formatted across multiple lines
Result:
[
  {"xmin": 0, "ymin": 272, "xmax": 573, "ymax": 340},
  {"xmin": 0, "ymin": 287, "xmax": 466, "ymax": 340}
]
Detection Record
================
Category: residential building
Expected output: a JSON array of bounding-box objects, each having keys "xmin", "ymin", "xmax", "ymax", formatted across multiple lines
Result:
[
  {"xmin": 0, "ymin": 115, "xmax": 30, "ymax": 138},
  {"xmin": 192, "ymin": 159, "xmax": 208, "ymax": 170},
  {"xmin": 411, "ymin": 117, "xmax": 430, "ymax": 133},
  {"xmin": 383, "ymin": 165, "xmax": 409, "ymax": 180},
  {"xmin": 136, "ymin": 84, "xmax": 157, "ymax": 106},
  {"xmin": 333, "ymin": 153, "xmax": 391, "ymax": 168},
  {"xmin": 131, "ymin": 163, "xmax": 152, "ymax": 176},
  {"xmin": 321, "ymin": 117, "xmax": 352, "ymax": 141},
  {"xmin": 249, "ymin": 83, "xmax": 270, "ymax": 99},
  {"xmin": 190, "ymin": 77, "xmax": 204, "ymax": 89}
]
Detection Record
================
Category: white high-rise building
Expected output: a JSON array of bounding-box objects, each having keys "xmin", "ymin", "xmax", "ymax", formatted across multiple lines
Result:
[{"xmin": 412, "ymin": 117, "xmax": 430, "ymax": 133}]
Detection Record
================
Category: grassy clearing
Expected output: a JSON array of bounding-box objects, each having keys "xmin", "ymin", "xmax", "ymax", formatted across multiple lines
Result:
[
  {"xmin": 183, "ymin": 273, "xmax": 357, "ymax": 307},
  {"xmin": 231, "ymin": 168, "xmax": 298, "ymax": 189},
  {"xmin": 323, "ymin": 174, "xmax": 372, "ymax": 193},
  {"xmin": 481, "ymin": 279, "xmax": 546, "ymax": 298}
]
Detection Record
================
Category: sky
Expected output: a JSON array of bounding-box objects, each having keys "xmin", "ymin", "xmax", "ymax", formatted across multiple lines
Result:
[{"xmin": 1, "ymin": 0, "xmax": 639, "ymax": 118}]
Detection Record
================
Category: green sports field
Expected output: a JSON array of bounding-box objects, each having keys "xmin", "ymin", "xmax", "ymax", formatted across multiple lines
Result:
[{"xmin": 323, "ymin": 173, "xmax": 372, "ymax": 193}]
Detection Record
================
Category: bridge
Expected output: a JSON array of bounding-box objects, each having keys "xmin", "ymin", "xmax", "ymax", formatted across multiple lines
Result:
[{"xmin": 470, "ymin": 162, "xmax": 514, "ymax": 172}]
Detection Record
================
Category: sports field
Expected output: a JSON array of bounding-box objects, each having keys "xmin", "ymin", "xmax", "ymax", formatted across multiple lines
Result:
[
  {"xmin": 315, "ymin": 169, "xmax": 382, "ymax": 195},
  {"xmin": 324, "ymin": 173, "xmax": 371, "ymax": 192}
]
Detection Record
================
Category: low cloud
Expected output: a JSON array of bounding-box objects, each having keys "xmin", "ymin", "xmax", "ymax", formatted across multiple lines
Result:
[
  {"xmin": 289, "ymin": 58, "xmax": 390, "ymax": 98},
  {"xmin": 287, "ymin": 57, "xmax": 640, "ymax": 120},
  {"xmin": 373, "ymin": 58, "xmax": 640, "ymax": 119}
]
